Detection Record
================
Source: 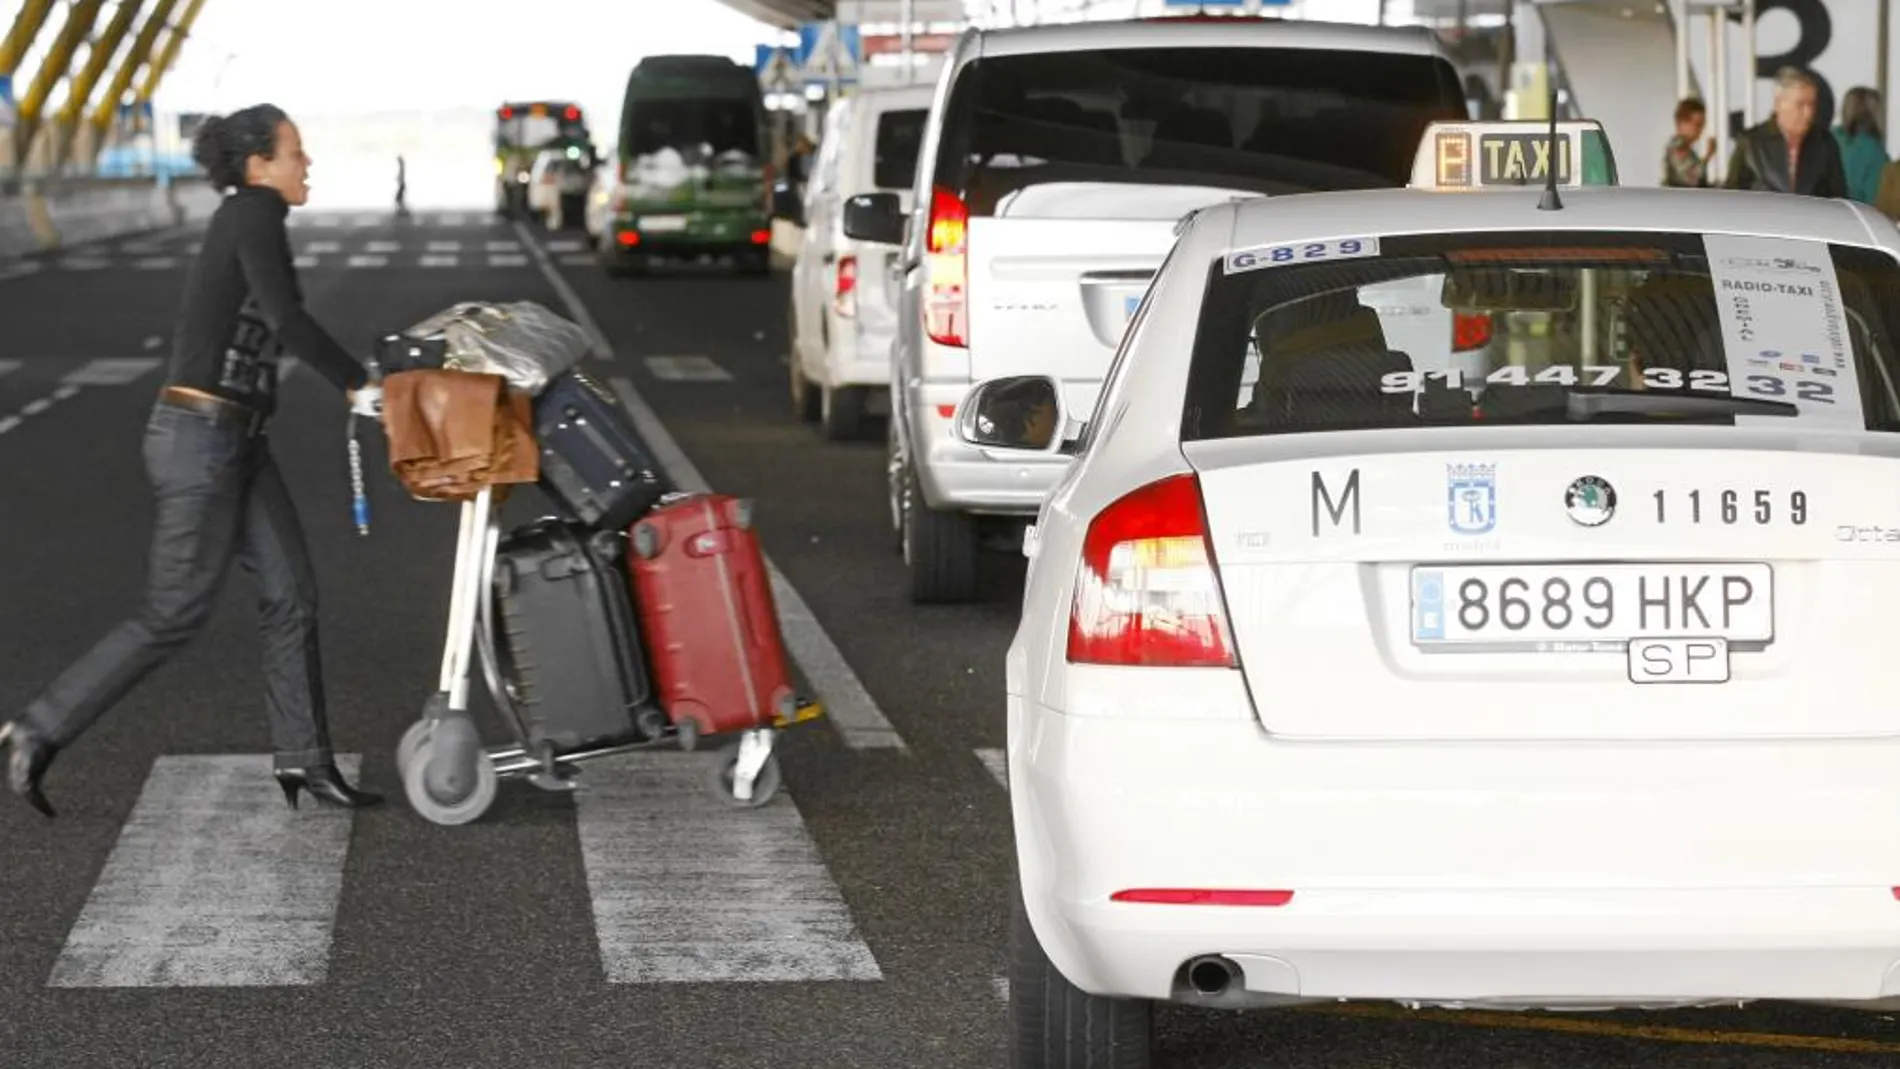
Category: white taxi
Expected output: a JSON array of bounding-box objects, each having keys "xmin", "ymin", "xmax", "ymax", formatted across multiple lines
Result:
[{"xmin": 964, "ymin": 120, "xmax": 1900, "ymax": 1067}]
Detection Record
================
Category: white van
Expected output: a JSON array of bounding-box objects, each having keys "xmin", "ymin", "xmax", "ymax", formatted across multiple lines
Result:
[
  {"xmin": 843, "ymin": 18, "xmax": 1470, "ymax": 602},
  {"xmin": 786, "ymin": 84, "xmax": 935, "ymax": 439}
]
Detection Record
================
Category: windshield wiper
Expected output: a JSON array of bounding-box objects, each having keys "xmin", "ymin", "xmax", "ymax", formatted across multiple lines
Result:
[{"xmin": 1562, "ymin": 387, "xmax": 1798, "ymax": 420}]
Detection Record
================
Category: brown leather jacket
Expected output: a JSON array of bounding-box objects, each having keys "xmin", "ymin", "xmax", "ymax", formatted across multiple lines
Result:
[{"xmin": 382, "ymin": 369, "xmax": 539, "ymax": 501}]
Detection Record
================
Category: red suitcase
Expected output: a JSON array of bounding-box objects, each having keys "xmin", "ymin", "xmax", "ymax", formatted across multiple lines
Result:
[{"xmin": 626, "ymin": 493, "xmax": 799, "ymax": 743}]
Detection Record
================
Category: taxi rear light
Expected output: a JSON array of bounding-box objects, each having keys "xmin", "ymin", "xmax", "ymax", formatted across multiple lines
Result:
[
  {"xmin": 834, "ymin": 254, "xmax": 858, "ymax": 317},
  {"xmin": 1068, "ymin": 473, "xmax": 1236, "ymax": 668},
  {"xmin": 751, "ymin": 229, "xmax": 771, "ymax": 245},
  {"xmin": 564, "ymin": 105, "xmax": 581, "ymax": 121},
  {"xmin": 924, "ymin": 186, "xmax": 968, "ymax": 348},
  {"xmin": 617, "ymin": 231, "xmax": 640, "ymax": 247},
  {"xmin": 1453, "ymin": 311, "xmax": 1492, "ymax": 351},
  {"xmin": 1112, "ymin": 889, "xmax": 1293, "ymax": 906}
]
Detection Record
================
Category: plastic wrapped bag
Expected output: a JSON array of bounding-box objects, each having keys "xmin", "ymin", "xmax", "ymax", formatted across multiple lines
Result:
[{"xmin": 388, "ymin": 300, "xmax": 594, "ymax": 395}]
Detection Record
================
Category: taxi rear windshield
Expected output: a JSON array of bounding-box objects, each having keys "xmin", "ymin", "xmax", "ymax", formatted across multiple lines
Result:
[
  {"xmin": 1179, "ymin": 231, "xmax": 1900, "ymax": 440},
  {"xmin": 932, "ymin": 47, "xmax": 1466, "ymax": 215}
]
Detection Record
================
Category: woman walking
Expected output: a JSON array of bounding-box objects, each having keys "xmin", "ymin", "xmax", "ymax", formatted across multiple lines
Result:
[{"xmin": 0, "ymin": 104, "xmax": 384, "ymax": 818}]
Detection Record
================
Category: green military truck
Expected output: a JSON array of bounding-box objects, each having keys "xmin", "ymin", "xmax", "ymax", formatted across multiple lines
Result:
[
  {"xmin": 495, "ymin": 100, "xmax": 593, "ymax": 218},
  {"xmin": 599, "ymin": 55, "xmax": 773, "ymax": 276}
]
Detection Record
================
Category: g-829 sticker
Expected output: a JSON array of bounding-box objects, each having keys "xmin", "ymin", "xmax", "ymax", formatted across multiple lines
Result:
[{"xmin": 1224, "ymin": 237, "xmax": 1380, "ymax": 275}]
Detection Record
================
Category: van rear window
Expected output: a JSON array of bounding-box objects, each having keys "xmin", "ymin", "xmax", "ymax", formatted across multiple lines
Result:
[
  {"xmin": 624, "ymin": 98, "xmax": 759, "ymax": 158},
  {"xmin": 932, "ymin": 46, "xmax": 1466, "ymax": 216},
  {"xmin": 874, "ymin": 108, "xmax": 928, "ymax": 190}
]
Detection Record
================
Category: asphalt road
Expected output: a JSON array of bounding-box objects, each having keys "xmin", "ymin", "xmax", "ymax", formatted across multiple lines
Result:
[{"xmin": 0, "ymin": 207, "xmax": 1897, "ymax": 1067}]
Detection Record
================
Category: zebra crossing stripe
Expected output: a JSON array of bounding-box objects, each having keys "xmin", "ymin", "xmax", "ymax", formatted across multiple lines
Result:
[
  {"xmin": 348, "ymin": 255, "xmax": 387, "ymax": 268},
  {"xmin": 366, "ymin": 241, "xmax": 401, "ymax": 253},
  {"xmin": 305, "ymin": 241, "xmax": 342, "ymax": 254},
  {"xmin": 61, "ymin": 358, "xmax": 162, "ymax": 386},
  {"xmin": 488, "ymin": 254, "xmax": 528, "ymax": 267},
  {"xmin": 427, "ymin": 241, "xmax": 462, "ymax": 252},
  {"xmin": 545, "ymin": 239, "xmax": 585, "ymax": 252},
  {"xmin": 46, "ymin": 755, "xmax": 360, "ymax": 988},
  {"xmin": 133, "ymin": 257, "xmax": 178, "ymax": 270},
  {"xmin": 575, "ymin": 752, "xmax": 883, "ymax": 984},
  {"xmin": 976, "ymin": 748, "xmax": 1006, "ymax": 790},
  {"xmin": 420, "ymin": 255, "xmax": 459, "ymax": 268},
  {"xmin": 645, "ymin": 356, "xmax": 732, "ymax": 382}
]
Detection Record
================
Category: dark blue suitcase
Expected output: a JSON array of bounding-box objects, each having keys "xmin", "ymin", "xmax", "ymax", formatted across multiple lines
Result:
[{"xmin": 532, "ymin": 369, "xmax": 671, "ymax": 531}]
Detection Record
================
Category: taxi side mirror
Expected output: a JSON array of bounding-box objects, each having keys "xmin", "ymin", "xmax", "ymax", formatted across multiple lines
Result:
[
  {"xmin": 954, "ymin": 376, "xmax": 1076, "ymax": 455},
  {"xmin": 843, "ymin": 192, "xmax": 903, "ymax": 245}
]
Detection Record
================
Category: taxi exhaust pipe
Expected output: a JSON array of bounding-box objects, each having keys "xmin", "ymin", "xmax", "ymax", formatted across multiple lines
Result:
[{"xmin": 1185, "ymin": 955, "xmax": 1241, "ymax": 997}]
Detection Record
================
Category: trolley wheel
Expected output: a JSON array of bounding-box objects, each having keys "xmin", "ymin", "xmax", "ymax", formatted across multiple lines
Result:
[
  {"xmin": 708, "ymin": 743, "xmax": 781, "ymax": 808},
  {"xmin": 396, "ymin": 718, "xmax": 433, "ymax": 780},
  {"xmin": 403, "ymin": 740, "xmax": 499, "ymax": 825}
]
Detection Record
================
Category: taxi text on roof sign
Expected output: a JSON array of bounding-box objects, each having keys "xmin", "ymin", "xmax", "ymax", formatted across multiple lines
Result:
[{"xmin": 1410, "ymin": 120, "xmax": 1619, "ymax": 191}]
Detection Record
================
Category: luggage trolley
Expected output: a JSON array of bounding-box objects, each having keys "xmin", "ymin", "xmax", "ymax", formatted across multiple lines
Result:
[{"xmin": 392, "ymin": 485, "xmax": 825, "ymax": 826}]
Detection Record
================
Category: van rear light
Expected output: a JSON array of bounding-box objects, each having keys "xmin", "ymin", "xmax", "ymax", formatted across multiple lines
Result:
[
  {"xmin": 1453, "ymin": 311, "xmax": 1492, "ymax": 351},
  {"xmin": 617, "ymin": 231, "xmax": 640, "ymax": 247},
  {"xmin": 1067, "ymin": 473, "xmax": 1236, "ymax": 668},
  {"xmin": 1112, "ymin": 889, "xmax": 1293, "ymax": 906},
  {"xmin": 924, "ymin": 186, "xmax": 968, "ymax": 348},
  {"xmin": 834, "ymin": 254, "xmax": 858, "ymax": 317}
]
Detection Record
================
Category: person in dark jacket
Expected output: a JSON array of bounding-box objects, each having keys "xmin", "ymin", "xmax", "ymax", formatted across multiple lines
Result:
[
  {"xmin": 0, "ymin": 104, "xmax": 384, "ymax": 818},
  {"xmin": 1726, "ymin": 66, "xmax": 1849, "ymax": 198}
]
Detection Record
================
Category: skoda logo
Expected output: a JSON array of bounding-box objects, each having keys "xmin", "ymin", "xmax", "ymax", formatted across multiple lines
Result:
[{"xmin": 1565, "ymin": 476, "xmax": 1616, "ymax": 526}]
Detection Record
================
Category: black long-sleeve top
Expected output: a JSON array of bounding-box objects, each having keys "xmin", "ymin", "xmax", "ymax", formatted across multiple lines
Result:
[{"xmin": 166, "ymin": 185, "xmax": 367, "ymax": 412}]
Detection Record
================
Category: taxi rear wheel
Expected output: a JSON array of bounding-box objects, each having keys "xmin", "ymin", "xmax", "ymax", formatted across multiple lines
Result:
[{"xmin": 1009, "ymin": 883, "xmax": 1153, "ymax": 1069}]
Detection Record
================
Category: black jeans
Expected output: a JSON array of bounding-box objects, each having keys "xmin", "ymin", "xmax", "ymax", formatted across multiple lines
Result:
[{"xmin": 21, "ymin": 396, "xmax": 334, "ymax": 770}]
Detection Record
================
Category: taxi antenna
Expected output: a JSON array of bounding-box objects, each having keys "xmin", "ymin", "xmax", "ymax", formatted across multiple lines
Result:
[{"xmin": 1537, "ymin": 64, "xmax": 1563, "ymax": 211}]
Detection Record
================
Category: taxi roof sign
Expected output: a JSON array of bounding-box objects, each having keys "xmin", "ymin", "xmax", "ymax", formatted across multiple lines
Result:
[{"xmin": 1410, "ymin": 120, "xmax": 1618, "ymax": 192}]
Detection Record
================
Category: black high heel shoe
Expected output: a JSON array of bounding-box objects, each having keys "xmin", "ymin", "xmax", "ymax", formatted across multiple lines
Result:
[
  {"xmin": 274, "ymin": 763, "xmax": 383, "ymax": 810},
  {"xmin": 0, "ymin": 720, "xmax": 58, "ymax": 819}
]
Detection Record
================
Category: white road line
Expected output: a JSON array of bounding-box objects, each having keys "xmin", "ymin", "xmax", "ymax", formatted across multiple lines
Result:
[
  {"xmin": 352, "ymin": 214, "xmax": 381, "ymax": 228},
  {"xmin": 559, "ymin": 253, "xmax": 597, "ymax": 266},
  {"xmin": 487, "ymin": 254, "xmax": 528, "ymax": 267},
  {"xmin": 52, "ymin": 385, "xmax": 80, "ymax": 401},
  {"xmin": 305, "ymin": 241, "xmax": 342, "ymax": 254},
  {"xmin": 133, "ymin": 257, "xmax": 178, "ymax": 270},
  {"xmin": 365, "ymin": 240, "xmax": 401, "ymax": 253},
  {"xmin": 59, "ymin": 257, "xmax": 107, "ymax": 271},
  {"xmin": 0, "ymin": 359, "xmax": 20, "ymax": 378},
  {"xmin": 440, "ymin": 212, "xmax": 467, "ymax": 226},
  {"xmin": 545, "ymin": 238, "xmax": 585, "ymax": 252},
  {"xmin": 62, "ymin": 358, "xmax": 162, "ymax": 386},
  {"xmin": 0, "ymin": 416, "xmax": 20, "ymax": 434},
  {"xmin": 294, "ymin": 255, "xmax": 320, "ymax": 269},
  {"xmin": 576, "ymin": 752, "xmax": 883, "ymax": 983},
  {"xmin": 486, "ymin": 240, "xmax": 520, "ymax": 252},
  {"xmin": 143, "ymin": 335, "xmax": 164, "ymax": 350},
  {"xmin": 0, "ymin": 261, "xmax": 43, "ymax": 280},
  {"xmin": 426, "ymin": 240, "xmax": 462, "ymax": 252},
  {"xmin": 347, "ymin": 255, "xmax": 387, "ymax": 268},
  {"xmin": 20, "ymin": 397, "xmax": 52, "ymax": 416},
  {"xmin": 644, "ymin": 355, "xmax": 732, "ymax": 382},
  {"xmin": 514, "ymin": 219, "xmax": 907, "ymax": 753},
  {"xmin": 976, "ymin": 748, "xmax": 1006, "ymax": 790},
  {"xmin": 419, "ymin": 255, "xmax": 459, "ymax": 268},
  {"xmin": 47, "ymin": 755, "xmax": 360, "ymax": 988},
  {"xmin": 280, "ymin": 358, "xmax": 301, "ymax": 380}
]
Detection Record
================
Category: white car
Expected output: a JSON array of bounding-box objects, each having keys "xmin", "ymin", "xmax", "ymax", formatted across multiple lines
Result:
[
  {"xmin": 968, "ymin": 120, "xmax": 1900, "ymax": 1067},
  {"xmin": 787, "ymin": 83, "xmax": 934, "ymax": 440},
  {"xmin": 527, "ymin": 146, "xmax": 595, "ymax": 231},
  {"xmin": 842, "ymin": 17, "xmax": 1471, "ymax": 603}
]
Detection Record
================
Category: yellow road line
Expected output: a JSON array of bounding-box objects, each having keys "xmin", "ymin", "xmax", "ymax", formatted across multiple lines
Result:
[{"xmin": 1304, "ymin": 1002, "xmax": 1900, "ymax": 1055}]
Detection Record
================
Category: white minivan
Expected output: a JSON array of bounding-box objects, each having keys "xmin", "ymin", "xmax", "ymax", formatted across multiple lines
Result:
[
  {"xmin": 786, "ymin": 84, "xmax": 935, "ymax": 439},
  {"xmin": 843, "ymin": 18, "xmax": 1470, "ymax": 602}
]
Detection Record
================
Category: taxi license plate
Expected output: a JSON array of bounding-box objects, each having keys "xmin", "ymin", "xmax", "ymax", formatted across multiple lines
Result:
[
  {"xmin": 1410, "ymin": 563, "xmax": 1773, "ymax": 649},
  {"xmin": 637, "ymin": 215, "xmax": 688, "ymax": 232}
]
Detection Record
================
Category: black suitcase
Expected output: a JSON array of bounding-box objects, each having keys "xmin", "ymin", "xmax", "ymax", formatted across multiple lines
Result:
[
  {"xmin": 532, "ymin": 369, "xmax": 671, "ymax": 532},
  {"xmin": 490, "ymin": 519, "xmax": 663, "ymax": 756}
]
